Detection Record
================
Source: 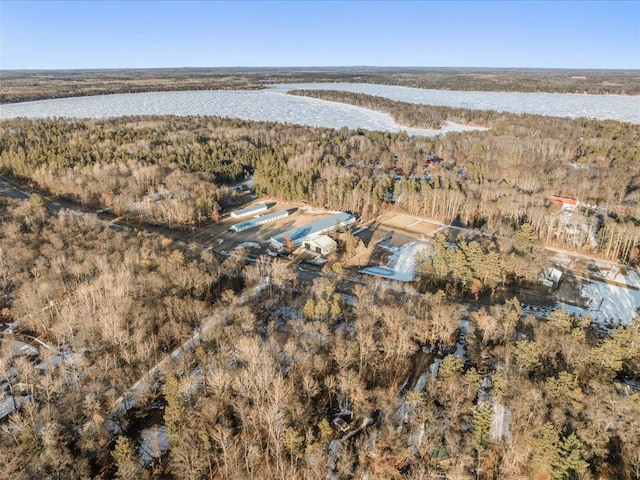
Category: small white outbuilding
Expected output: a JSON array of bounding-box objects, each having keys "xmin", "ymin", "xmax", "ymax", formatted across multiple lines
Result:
[
  {"xmin": 539, "ymin": 267, "xmax": 562, "ymax": 288},
  {"xmin": 303, "ymin": 235, "xmax": 337, "ymax": 256}
]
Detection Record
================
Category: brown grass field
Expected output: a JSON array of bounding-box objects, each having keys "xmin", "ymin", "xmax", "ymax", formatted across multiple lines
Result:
[{"xmin": 378, "ymin": 213, "xmax": 445, "ymax": 238}]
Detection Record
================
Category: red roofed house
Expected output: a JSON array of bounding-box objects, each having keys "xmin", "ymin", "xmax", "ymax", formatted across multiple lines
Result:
[{"xmin": 548, "ymin": 195, "xmax": 578, "ymax": 211}]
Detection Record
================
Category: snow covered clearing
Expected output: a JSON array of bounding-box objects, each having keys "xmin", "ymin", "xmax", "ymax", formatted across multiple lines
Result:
[
  {"xmin": 360, "ymin": 241, "xmax": 429, "ymax": 282},
  {"xmin": 558, "ymin": 280, "xmax": 640, "ymax": 327}
]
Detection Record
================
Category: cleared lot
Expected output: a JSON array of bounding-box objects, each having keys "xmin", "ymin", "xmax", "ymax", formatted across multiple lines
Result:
[
  {"xmin": 200, "ymin": 200, "xmax": 346, "ymax": 253},
  {"xmin": 377, "ymin": 212, "xmax": 447, "ymax": 239}
]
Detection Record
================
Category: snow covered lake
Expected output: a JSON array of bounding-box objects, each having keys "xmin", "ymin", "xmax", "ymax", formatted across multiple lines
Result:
[
  {"xmin": 0, "ymin": 89, "xmax": 479, "ymax": 137},
  {"xmin": 271, "ymin": 83, "xmax": 640, "ymax": 124},
  {"xmin": 1, "ymin": 83, "xmax": 637, "ymax": 131}
]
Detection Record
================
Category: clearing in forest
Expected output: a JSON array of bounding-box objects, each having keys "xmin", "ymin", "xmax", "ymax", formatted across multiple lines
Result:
[{"xmin": 379, "ymin": 212, "xmax": 446, "ymax": 238}]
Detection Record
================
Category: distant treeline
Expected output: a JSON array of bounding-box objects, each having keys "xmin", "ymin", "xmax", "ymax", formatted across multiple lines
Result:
[{"xmin": 2, "ymin": 67, "xmax": 639, "ymax": 103}]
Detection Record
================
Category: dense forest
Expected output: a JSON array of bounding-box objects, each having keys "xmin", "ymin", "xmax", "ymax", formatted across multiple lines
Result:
[
  {"xmin": 1, "ymin": 67, "xmax": 639, "ymax": 104},
  {"xmin": 0, "ymin": 196, "xmax": 638, "ymax": 479},
  {"xmin": 1, "ymin": 110, "xmax": 639, "ymax": 263}
]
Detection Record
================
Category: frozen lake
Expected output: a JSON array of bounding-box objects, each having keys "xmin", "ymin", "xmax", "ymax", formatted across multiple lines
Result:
[
  {"xmin": 272, "ymin": 83, "xmax": 640, "ymax": 124},
  {"xmin": 1, "ymin": 83, "xmax": 638, "ymax": 132},
  {"xmin": 0, "ymin": 89, "xmax": 479, "ymax": 137}
]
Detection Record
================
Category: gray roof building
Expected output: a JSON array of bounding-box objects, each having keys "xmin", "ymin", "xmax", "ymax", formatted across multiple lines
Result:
[{"xmin": 270, "ymin": 212, "xmax": 355, "ymax": 249}]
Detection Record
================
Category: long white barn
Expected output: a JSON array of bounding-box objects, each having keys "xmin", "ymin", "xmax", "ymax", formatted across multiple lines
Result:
[
  {"xmin": 230, "ymin": 203, "xmax": 268, "ymax": 219},
  {"xmin": 229, "ymin": 210, "xmax": 291, "ymax": 233}
]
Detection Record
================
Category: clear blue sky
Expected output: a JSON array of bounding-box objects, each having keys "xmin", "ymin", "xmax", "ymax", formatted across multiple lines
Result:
[{"xmin": 1, "ymin": 0, "xmax": 638, "ymax": 69}]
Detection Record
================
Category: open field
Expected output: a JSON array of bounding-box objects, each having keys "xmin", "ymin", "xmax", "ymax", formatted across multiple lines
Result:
[{"xmin": 377, "ymin": 212, "xmax": 446, "ymax": 238}]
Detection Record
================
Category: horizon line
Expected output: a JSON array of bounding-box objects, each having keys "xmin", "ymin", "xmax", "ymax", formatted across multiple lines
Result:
[{"xmin": 2, "ymin": 66, "xmax": 639, "ymax": 72}]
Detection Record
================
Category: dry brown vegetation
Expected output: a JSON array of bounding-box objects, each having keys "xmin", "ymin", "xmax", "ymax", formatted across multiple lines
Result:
[{"xmin": 1, "ymin": 196, "xmax": 638, "ymax": 479}]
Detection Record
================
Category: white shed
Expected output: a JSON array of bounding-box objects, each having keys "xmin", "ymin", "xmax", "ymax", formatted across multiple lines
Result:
[
  {"xmin": 539, "ymin": 267, "xmax": 562, "ymax": 288},
  {"xmin": 303, "ymin": 235, "xmax": 337, "ymax": 256}
]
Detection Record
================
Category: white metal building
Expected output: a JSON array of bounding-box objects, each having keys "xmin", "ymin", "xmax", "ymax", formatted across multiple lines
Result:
[
  {"xmin": 229, "ymin": 209, "xmax": 291, "ymax": 233},
  {"xmin": 270, "ymin": 212, "xmax": 355, "ymax": 249},
  {"xmin": 303, "ymin": 235, "xmax": 337, "ymax": 256},
  {"xmin": 230, "ymin": 203, "xmax": 269, "ymax": 219}
]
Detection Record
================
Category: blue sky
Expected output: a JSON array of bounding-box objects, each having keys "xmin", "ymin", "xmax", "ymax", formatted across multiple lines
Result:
[{"xmin": 1, "ymin": 1, "xmax": 638, "ymax": 69}]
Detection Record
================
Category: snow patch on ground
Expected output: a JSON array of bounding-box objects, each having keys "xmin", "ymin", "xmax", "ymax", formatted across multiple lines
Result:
[
  {"xmin": 0, "ymin": 323, "xmax": 16, "ymax": 334},
  {"xmin": 490, "ymin": 403, "xmax": 511, "ymax": 441},
  {"xmin": 455, "ymin": 319, "xmax": 471, "ymax": 364},
  {"xmin": 2, "ymin": 340, "xmax": 37, "ymax": 361},
  {"xmin": 479, "ymin": 376, "xmax": 493, "ymax": 403},
  {"xmin": 360, "ymin": 241, "xmax": 428, "ymax": 282},
  {"xmin": 36, "ymin": 351, "xmax": 77, "ymax": 371},
  {"xmin": 139, "ymin": 425, "xmax": 169, "ymax": 465},
  {"xmin": 233, "ymin": 242, "xmax": 261, "ymax": 250},
  {"xmin": 558, "ymin": 280, "xmax": 640, "ymax": 326},
  {"xmin": 414, "ymin": 373, "xmax": 428, "ymax": 393},
  {"xmin": 430, "ymin": 358, "xmax": 442, "ymax": 378},
  {"xmin": 300, "ymin": 205, "xmax": 342, "ymax": 215}
]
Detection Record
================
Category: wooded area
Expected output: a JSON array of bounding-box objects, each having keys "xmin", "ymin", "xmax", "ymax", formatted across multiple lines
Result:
[
  {"xmin": 1, "ymin": 109, "xmax": 639, "ymax": 263},
  {"xmin": 0, "ymin": 195, "xmax": 638, "ymax": 479},
  {"xmin": 1, "ymin": 99, "xmax": 639, "ymax": 478},
  {"xmin": 288, "ymin": 89, "xmax": 502, "ymax": 129}
]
